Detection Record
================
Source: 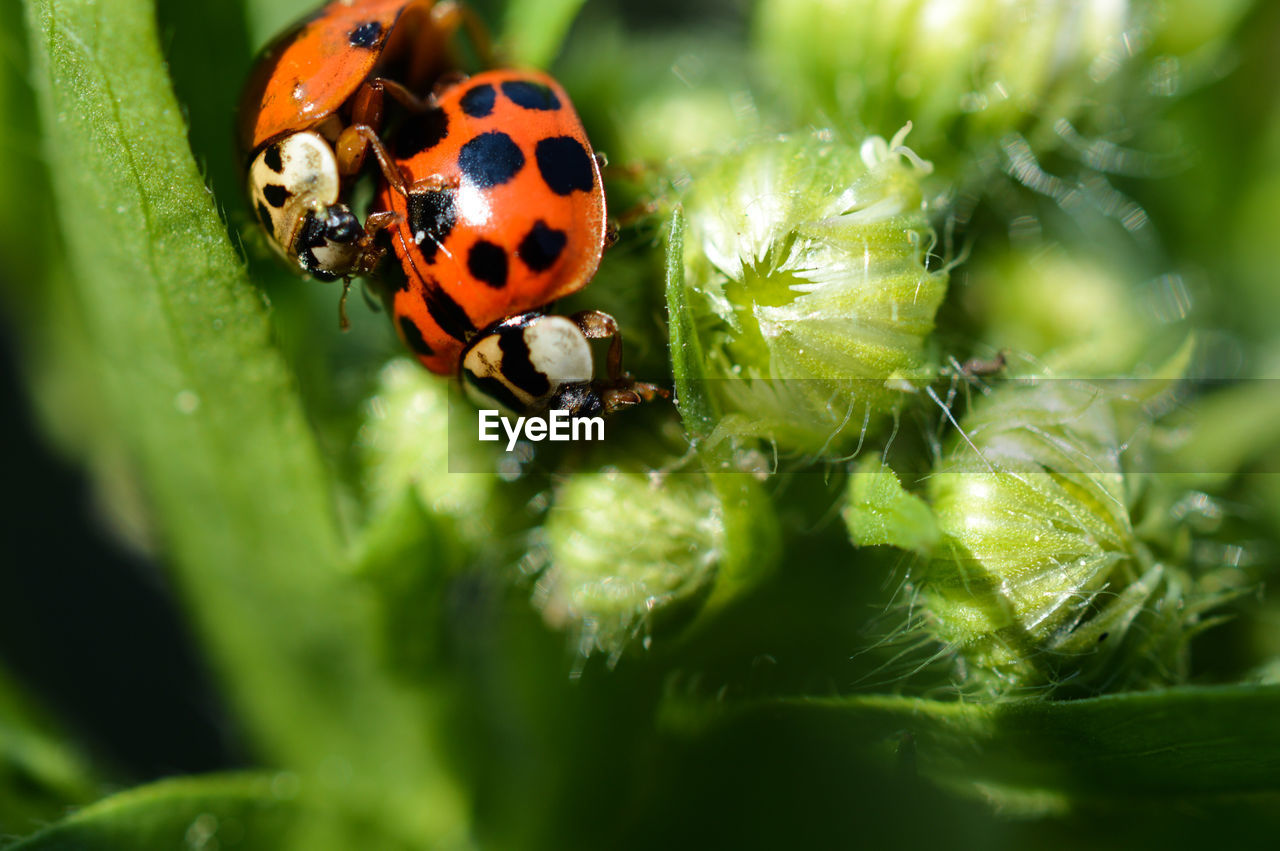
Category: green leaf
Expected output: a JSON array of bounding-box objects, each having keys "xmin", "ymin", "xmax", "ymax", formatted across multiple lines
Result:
[
  {"xmin": 662, "ymin": 685, "xmax": 1280, "ymax": 814},
  {"xmin": 844, "ymin": 456, "xmax": 939, "ymax": 554},
  {"xmin": 692, "ymin": 472, "xmax": 781, "ymax": 631},
  {"xmin": 665, "ymin": 206, "xmax": 718, "ymax": 442},
  {"xmin": 1161, "ymin": 380, "xmax": 1280, "ymax": 483},
  {"xmin": 353, "ymin": 485, "xmax": 470, "ymax": 679},
  {"xmin": 22, "ymin": 0, "xmax": 466, "ymax": 841},
  {"xmin": 500, "ymin": 0, "xmax": 587, "ymax": 68},
  {"xmin": 7, "ymin": 773, "xmax": 415, "ymax": 851},
  {"xmin": 0, "ymin": 666, "xmax": 99, "ymax": 838}
]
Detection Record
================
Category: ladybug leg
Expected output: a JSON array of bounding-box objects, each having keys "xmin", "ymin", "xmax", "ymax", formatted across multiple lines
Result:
[
  {"xmin": 337, "ymin": 279, "xmax": 357, "ymax": 331},
  {"xmin": 407, "ymin": 173, "xmax": 459, "ymax": 194},
  {"xmin": 349, "ymin": 81, "xmax": 386, "ymax": 134},
  {"xmin": 393, "ymin": 0, "xmax": 493, "ymax": 85},
  {"xmin": 601, "ymin": 199, "xmax": 661, "ymax": 252},
  {"xmin": 364, "ymin": 76, "xmax": 445, "ymax": 113},
  {"xmin": 570, "ymin": 309, "xmax": 625, "ymax": 381},
  {"xmin": 335, "ymin": 124, "xmax": 411, "ymax": 196},
  {"xmin": 609, "ymin": 200, "xmax": 661, "ymax": 235},
  {"xmin": 569, "ymin": 310, "xmax": 668, "ymax": 411},
  {"xmin": 351, "ymin": 210, "xmax": 401, "ymax": 277},
  {"xmin": 336, "ymin": 212, "xmax": 402, "ymax": 329}
]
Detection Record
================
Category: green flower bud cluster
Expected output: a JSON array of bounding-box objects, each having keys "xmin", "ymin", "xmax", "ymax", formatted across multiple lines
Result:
[
  {"xmin": 963, "ymin": 245, "xmax": 1185, "ymax": 376},
  {"xmin": 917, "ymin": 380, "xmax": 1223, "ymax": 695},
  {"xmin": 359, "ymin": 358, "xmax": 498, "ymax": 546},
  {"xmin": 756, "ymin": 0, "xmax": 1252, "ymax": 168},
  {"xmin": 679, "ymin": 132, "xmax": 947, "ymax": 456},
  {"xmin": 533, "ymin": 470, "xmax": 728, "ymax": 666}
]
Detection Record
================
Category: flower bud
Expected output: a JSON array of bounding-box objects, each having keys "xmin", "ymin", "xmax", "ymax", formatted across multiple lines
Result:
[
  {"xmin": 679, "ymin": 132, "xmax": 946, "ymax": 455},
  {"xmin": 964, "ymin": 245, "xmax": 1183, "ymax": 375},
  {"xmin": 919, "ymin": 380, "xmax": 1214, "ymax": 694},
  {"xmin": 533, "ymin": 468, "xmax": 770, "ymax": 667},
  {"xmin": 756, "ymin": 0, "xmax": 1251, "ymax": 167},
  {"xmin": 359, "ymin": 358, "xmax": 498, "ymax": 545}
]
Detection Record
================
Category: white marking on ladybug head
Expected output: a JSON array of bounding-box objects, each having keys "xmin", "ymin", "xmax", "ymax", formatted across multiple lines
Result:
[
  {"xmin": 523, "ymin": 316, "xmax": 593, "ymax": 386},
  {"xmin": 461, "ymin": 315, "xmax": 595, "ymax": 414},
  {"xmin": 247, "ymin": 131, "xmax": 345, "ymax": 270}
]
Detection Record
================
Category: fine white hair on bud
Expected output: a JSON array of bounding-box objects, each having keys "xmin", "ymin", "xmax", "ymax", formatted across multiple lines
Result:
[
  {"xmin": 918, "ymin": 379, "xmax": 1229, "ymax": 695},
  {"xmin": 755, "ymin": 0, "xmax": 1253, "ymax": 182},
  {"xmin": 359, "ymin": 358, "xmax": 498, "ymax": 543},
  {"xmin": 680, "ymin": 132, "xmax": 947, "ymax": 456},
  {"xmin": 533, "ymin": 469, "xmax": 728, "ymax": 668}
]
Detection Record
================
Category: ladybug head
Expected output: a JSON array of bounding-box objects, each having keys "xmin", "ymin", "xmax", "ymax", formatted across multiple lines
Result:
[{"xmin": 460, "ymin": 312, "xmax": 597, "ymax": 417}]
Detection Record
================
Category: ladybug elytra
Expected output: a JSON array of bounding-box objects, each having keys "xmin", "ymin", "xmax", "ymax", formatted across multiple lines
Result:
[
  {"xmin": 374, "ymin": 69, "xmax": 661, "ymax": 415},
  {"xmin": 238, "ymin": 0, "xmax": 486, "ymax": 282},
  {"xmin": 241, "ymin": 2, "xmax": 662, "ymax": 415}
]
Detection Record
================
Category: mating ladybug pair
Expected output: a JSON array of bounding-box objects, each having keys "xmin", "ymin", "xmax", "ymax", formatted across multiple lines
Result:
[{"xmin": 238, "ymin": 0, "xmax": 661, "ymax": 417}]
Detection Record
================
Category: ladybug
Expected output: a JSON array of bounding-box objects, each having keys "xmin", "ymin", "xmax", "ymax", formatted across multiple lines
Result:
[
  {"xmin": 238, "ymin": 0, "xmax": 488, "ymax": 283},
  {"xmin": 373, "ymin": 68, "xmax": 661, "ymax": 415}
]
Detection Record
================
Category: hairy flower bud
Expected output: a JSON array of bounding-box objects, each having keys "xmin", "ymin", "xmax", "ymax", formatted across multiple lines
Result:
[
  {"xmin": 919, "ymin": 380, "xmax": 1217, "ymax": 694},
  {"xmin": 756, "ymin": 0, "xmax": 1251, "ymax": 168},
  {"xmin": 533, "ymin": 470, "xmax": 727, "ymax": 666},
  {"xmin": 964, "ymin": 245, "xmax": 1184, "ymax": 375},
  {"xmin": 679, "ymin": 132, "xmax": 947, "ymax": 455},
  {"xmin": 359, "ymin": 359, "xmax": 497, "ymax": 543}
]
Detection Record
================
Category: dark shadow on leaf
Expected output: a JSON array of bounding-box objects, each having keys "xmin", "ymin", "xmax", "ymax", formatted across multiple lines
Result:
[{"xmin": 154, "ymin": 0, "xmax": 253, "ymax": 229}]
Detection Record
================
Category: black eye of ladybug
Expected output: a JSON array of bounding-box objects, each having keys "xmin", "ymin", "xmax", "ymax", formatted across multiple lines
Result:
[
  {"xmin": 324, "ymin": 208, "xmax": 361, "ymax": 244},
  {"xmin": 546, "ymin": 382, "xmax": 603, "ymax": 418}
]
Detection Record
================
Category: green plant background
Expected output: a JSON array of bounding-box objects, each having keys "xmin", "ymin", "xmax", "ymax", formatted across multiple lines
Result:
[{"xmin": 1, "ymin": 0, "xmax": 1280, "ymax": 848}]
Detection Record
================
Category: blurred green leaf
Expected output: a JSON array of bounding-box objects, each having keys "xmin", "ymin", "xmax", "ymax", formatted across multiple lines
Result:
[
  {"xmin": 665, "ymin": 206, "xmax": 718, "ymax": 442},
  {"xmin": 0, "ymin": 666, "xmax": 99, "ymax": 838},
  {"xmin": 1161, "ymin": 381, "xmax": 1280, "ymax": 483},
  {"xmin": 663, "ymin": 685, "xmax": 1280, "ymax": 813},
  {"xmin": 354, "ymin": 485, "xmax": 470, "ymax": 679},
  {"xmin": 22, "ymin": 0, "xmax": 466, "ymax": 842},
  {"xmin": 499, "ymin": 0, "xmax": 586, "ymax": 68},
  {"xmin": 7, "ymin": 773, "xmax": 414, "ymax": 851}
]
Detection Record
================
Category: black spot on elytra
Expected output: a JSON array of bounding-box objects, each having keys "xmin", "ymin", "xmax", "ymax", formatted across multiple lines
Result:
[
  {"xmin": 399, "ymin": 315, "xmax": 435, "ymax": 357},
  {"xmin": 262, "ymin": 183, "xmax": 290, "ymax": 208},
  {"xmin": 467, "ymin": 240, "xmax": 508, "ymax": 288},
  {"xmin": 263, "ymin": 144, "xmax": 283, "ymax": 173},
  {"xmin": 535, "ymin": 136, "xmax": 594, "ymax": 196},
  {"xmin": 255, "ymin": 201, "xmax": 273, "ymax": 230},
  {"xmin": 394, "ymin": 107, "xmax": 449, "ymax": 158},
  {"xmin": 348, "ymin": 21, "xmax": 382, "ymax": 49},
  {"xmin": 459, "ymin": 83, "xmax": 496, "ymax": 118},
  {"xmin": 406, "ymin": 189, "xmax": 456, "ymax": 263},
  {"xmin": 424, "ymin": 283, "xmax": 476, "ymax": 342},
  {"xmin": 517, "ymin": 221, "xmax": 566, "ymax": 272},
  {"xmin": 499, "ymin": 326, "xmax": 551, "ymax": 397},
  {"xmin": 458, "ymin": 131, "xmax": 524, "ymax": 188},
  {"xmin": 501, "ymin": 80, "xmax": 561, "ymax": 111}
]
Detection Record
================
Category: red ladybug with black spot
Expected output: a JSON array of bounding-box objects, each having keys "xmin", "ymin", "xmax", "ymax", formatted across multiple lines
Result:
[
  {"xmin": 238, "ymin": 0, "xmax": 488, "ymax": 284},
  {"xmin": 374, "ymin": 68, "xmax": 662, "ymax": 416}
]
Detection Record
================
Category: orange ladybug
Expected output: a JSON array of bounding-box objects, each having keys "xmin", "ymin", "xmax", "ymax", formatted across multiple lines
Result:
[
  {"xmin": 238, "ymin": 0, "xmax": 487, "ymax": 282},
  {"xmin": 374, "ymin": 69, "xmax": 660, "ymax": 415}
]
